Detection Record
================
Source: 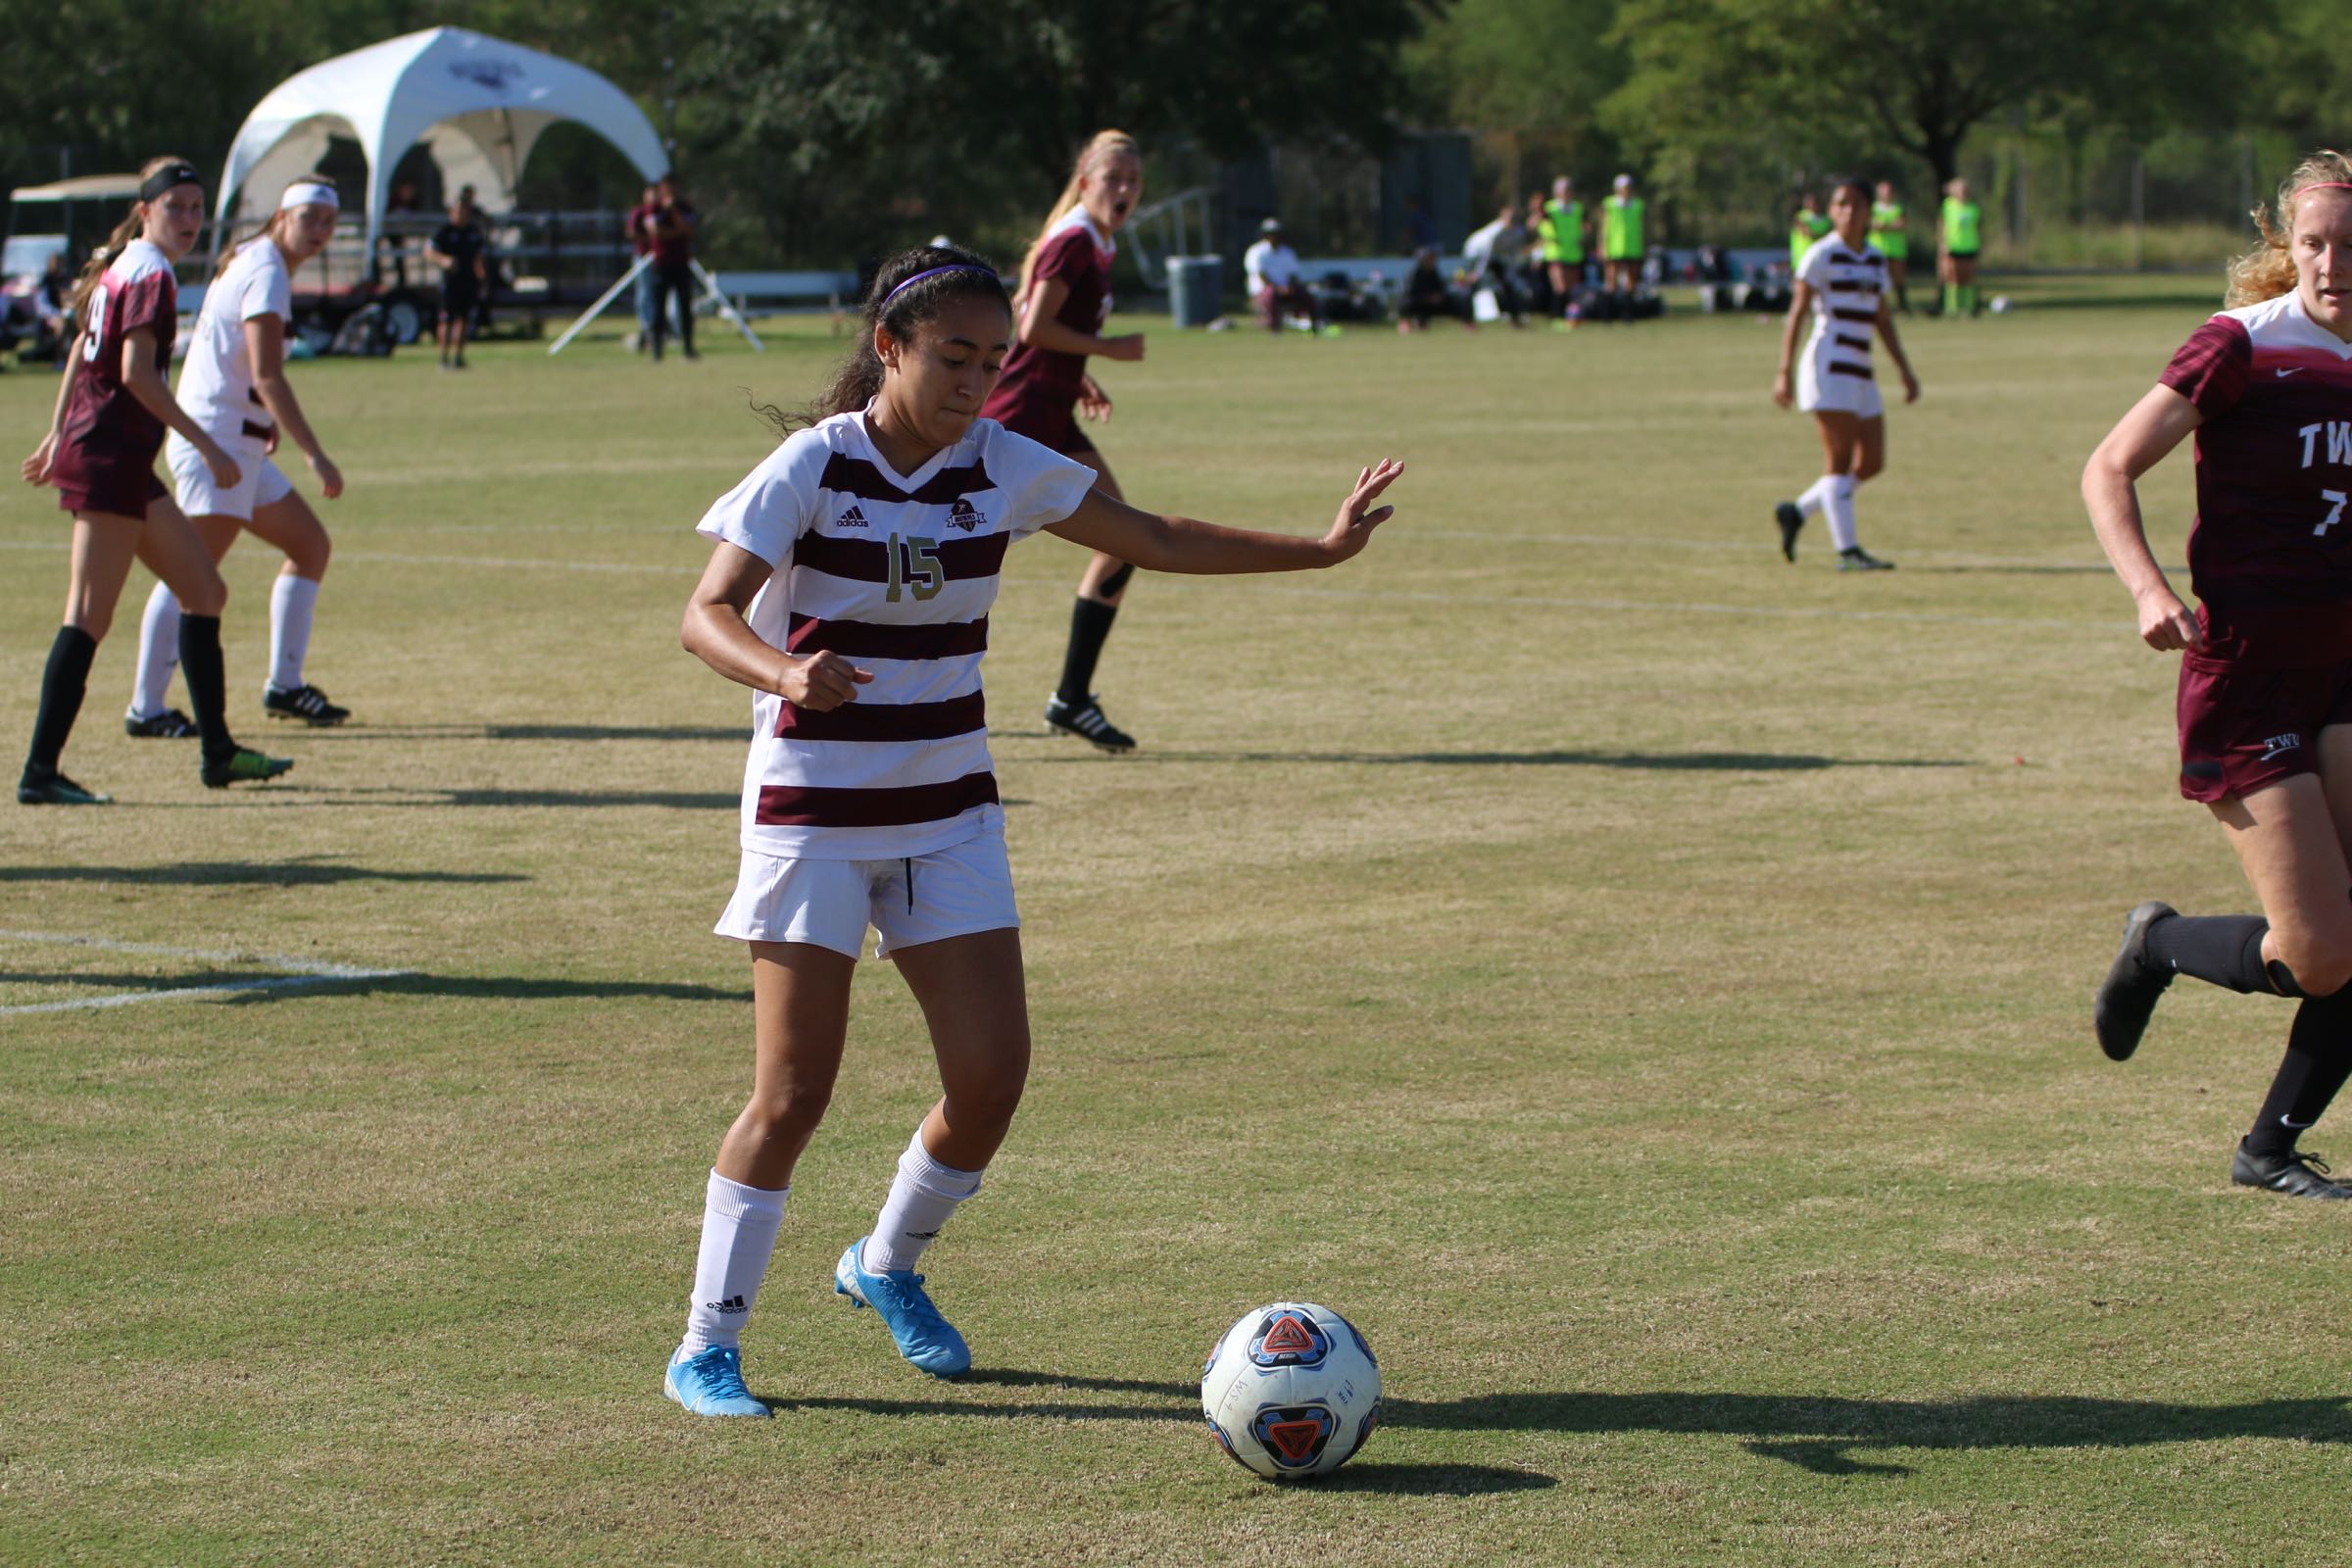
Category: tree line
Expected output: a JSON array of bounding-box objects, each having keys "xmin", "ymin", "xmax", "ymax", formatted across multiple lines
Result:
[{"xmin": 0, "ymin": 0, "xmax": 2335, "ymax": 265}]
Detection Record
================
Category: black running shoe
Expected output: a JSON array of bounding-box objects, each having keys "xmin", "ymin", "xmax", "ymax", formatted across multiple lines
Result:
[
  {"xmin": 18, "ymin": 769, "xmax": 112, "ymax": 806},
  {"xmin": 264, "ymin": 684, "xmax": 350, "ymax": 727},
  {"xmin": 1837, "ymin": 546, "xmax": 1895, "ymax": 571},
  {"xmin": 2230, "ymin": 1142, "xmax": 2352, "ymax": 1200},
  {"xmin": 201, "ymin": 748, "xmax": 295, "ymax": 789},
  {"xmin": 1044, "ymin": 692, "xmax": 1136, "ymax": 753},
  {"xmin": 1774, "ymin": 501, "xmax": 1804, "ymax": 563},
  {"xmin": 2094, "ymin": 901, "xmax": 2177, "ymax": 1061},
  {"xmin": 124, "ymin": 708, "xmax": 199, "ymax": 739}
]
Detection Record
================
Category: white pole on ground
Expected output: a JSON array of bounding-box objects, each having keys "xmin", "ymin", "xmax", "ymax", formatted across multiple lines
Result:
[
  {"xmin": 692, "ymin": 259, "xmax": 764, "ymax": 352},
  {"xmin": 548, "ymin": 253, "xmax": 654, "ymax": 357}
]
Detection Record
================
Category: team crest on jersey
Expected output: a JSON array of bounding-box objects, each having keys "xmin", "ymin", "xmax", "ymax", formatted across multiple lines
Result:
[
  {"xmin": 835, "ymin": 504, "xmax": 869, "ymax": 528},
  {"xmin": 1249, "ymin": 1310, "xmax": 1331, "ymax": 1369},
  {"xmin": 945, "ymin": 497, "xmax": 987, "ymax": 532},
  {"xmin": 1250, "ymin": 1403, "xmax": 1339, "ymax": 1468}
]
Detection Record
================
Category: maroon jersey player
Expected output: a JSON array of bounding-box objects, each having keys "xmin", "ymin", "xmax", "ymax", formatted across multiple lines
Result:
[
  {"xmin": 18, "ymin": 157, "xmax": 290, "ymax": 805},
  {"xmin": 2086, "ymin": 150, "xmax": 2352, "ymax": 1199},
  {"xmin": 981, "ymin": 129, "xmax": 1150, "ymax": 752}
]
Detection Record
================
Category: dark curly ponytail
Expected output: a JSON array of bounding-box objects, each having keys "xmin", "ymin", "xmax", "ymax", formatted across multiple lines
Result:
[{"xmin": 760, "ymin": 243, "xmax": 1010, "ymax": 438}]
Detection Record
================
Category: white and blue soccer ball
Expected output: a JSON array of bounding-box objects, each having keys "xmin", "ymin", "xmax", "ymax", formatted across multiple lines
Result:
[{"xmin": 1200, "ymin": 1300, "xmax": 1381, "ymax": 1481}]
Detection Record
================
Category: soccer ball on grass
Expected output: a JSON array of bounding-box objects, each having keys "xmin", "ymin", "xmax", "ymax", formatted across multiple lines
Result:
[{"xmin": 1200, "ymin": 1301, "xmax": 1381, "ymax": 1480}]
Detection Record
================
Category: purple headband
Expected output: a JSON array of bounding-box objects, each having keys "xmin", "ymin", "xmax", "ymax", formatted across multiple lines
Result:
[{"xmin": 880, "ymin": 263, "xmax": 997, "ymax": 306}]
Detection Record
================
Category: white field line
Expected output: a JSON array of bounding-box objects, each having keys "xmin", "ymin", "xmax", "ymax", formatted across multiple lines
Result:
[
  {"xmin": 0, "ymin": 538, "xmax": 2133, "ymax": 631},
  {"xmin": 0, "ymin": 929, "xmax": 408, "ymax": 1016}
]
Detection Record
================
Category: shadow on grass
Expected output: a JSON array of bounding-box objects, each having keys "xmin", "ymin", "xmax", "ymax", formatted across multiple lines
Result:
[
  {"xmin": 1389, "ymin": 1392, "xmax": 2352, "ymax": 1476},
  {"xmin": 1019, "ymin": 747, "xmax": 1971, "ymax": 772},
  {"xmin": 758, "ymin": 1375, "xmax": 2352, "ymax": 1479},
  {"xmin": 0, "ymin": 858, "xmax": 523, "ymax": 886},
  {"xmin": 218, "ymin": 973, "xmax": 749, "ymax": 1005},
  {"xmin": 1307, "ymin": 1462, "xmax": 1557, "ymax": 1495},
  {"xmin": 251, "ymin": 723, "xmax": 746, "ymax": 744}
]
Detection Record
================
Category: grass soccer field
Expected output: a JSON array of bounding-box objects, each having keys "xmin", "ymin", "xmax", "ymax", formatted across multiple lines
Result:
[{"xmin": 5, "ymin": 277, "xmax": 2348, "ymax": 1566}]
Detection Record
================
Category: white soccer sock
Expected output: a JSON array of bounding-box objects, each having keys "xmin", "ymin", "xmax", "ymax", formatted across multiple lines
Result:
[
  {"xmin": 861, "ymin": 1127, "xmax": 983, "ymax": 1275},
  {"xmin": 1823, "ymin": 474, "xmax": 1860, "ymax": 553},
  {"xmin": 681, "ymin": 1169, "xmax": 787, "ymax": 1353},
  {"xmin": 269, "ymin": 573, "xmax": 320, "ymax": 693},
  {"xmin": 128, "ymin": 582, "xmax": 181, "ymax": 719},
  {"xmin": 1795, "ymin": 475, "xmax": 1834, "ymax": 519}
]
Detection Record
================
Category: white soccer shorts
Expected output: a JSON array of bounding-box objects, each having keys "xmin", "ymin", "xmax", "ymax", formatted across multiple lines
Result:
[
  {"xmin": 714, "ymin": 825, "xmax": 1019, "ymax": 958},
  {"xmin": 1795, "ymin": 340, "xmax": 1885, "ymax": 418},
  {"xmin": 167, "ymin": 433, "xmax": 293, "ymax": 521}
]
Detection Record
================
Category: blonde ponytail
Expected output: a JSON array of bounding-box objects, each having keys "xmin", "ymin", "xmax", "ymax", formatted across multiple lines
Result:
[{"xmin": 1014, "ymin": 129, "xmax": 1140, "ymax": 306}]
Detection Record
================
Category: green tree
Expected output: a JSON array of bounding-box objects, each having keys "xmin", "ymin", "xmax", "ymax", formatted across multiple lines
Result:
[{"xmin": 1601, "ymin": 0, "xmax": 2265, "ymax": 197}]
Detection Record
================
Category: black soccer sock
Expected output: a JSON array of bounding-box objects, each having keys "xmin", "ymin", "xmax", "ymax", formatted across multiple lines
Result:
[
  {"xmin": 1055, "ymin": 596, "xmax": 1119, "ymax": 707},
  {"xmin": 178, "ymin": 612, "xmax": 236, "ymax": 764},
  {"xmin": 2245, "ymin": 990, "xmax": 2352, "ymax": 1157},
  {"xmin": 2144, "ymin": 912, "xmax": 2278, "ymax": 994},
  {"xmin": 24, "ymin": 625, "xmax": 98, "ymax": 779}
]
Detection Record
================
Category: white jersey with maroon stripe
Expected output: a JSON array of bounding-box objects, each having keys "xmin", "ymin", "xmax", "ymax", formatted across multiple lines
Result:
[
  {"xmin": 1794, "ymin": 235, "xmax": 1887, "ymax": 416},
  {"xmin": 696, "ymin": 406, "xmax": 1097, "ymax": 859},
  {"xmin": 177, "ymin": 237, "xmax": 293, "ymax": 451}
]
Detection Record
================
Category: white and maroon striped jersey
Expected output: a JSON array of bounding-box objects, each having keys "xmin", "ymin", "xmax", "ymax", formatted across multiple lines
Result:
[
  {"xmin": 1796, "ymin": 235, "xmax": 1886, "ymax": 384},
  {"xmin": 696, "ymin": 407, "xmax": 1098, "ymax": 858}
]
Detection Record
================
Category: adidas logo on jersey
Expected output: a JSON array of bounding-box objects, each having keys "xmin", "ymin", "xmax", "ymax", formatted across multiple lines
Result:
[
  {"xmin": 836, "ymin": 505, "xmax": 870, "ymax": 528},
  {"xmin": 946, "ymin": 498, "xmax": 987, "ymax": 532}
]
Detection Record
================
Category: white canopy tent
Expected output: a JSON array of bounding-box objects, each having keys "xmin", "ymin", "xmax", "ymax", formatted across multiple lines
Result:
[{"xmin": 215, "ymin": 26, "xmax": 667, "ymax": 260}]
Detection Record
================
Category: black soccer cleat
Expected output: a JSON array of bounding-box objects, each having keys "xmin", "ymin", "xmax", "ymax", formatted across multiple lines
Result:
[
  {"xmin": 1837, "ymin": 546, "xmax": 1895, "ymax": 571},
  {"xmin": 2094, "ymin": 901, "xmax": 2178, "ymax": 1061},
  {"xmin": 2230, "ymin": 1142, "xmax": 2352, "ymax": 1200},
  {"xmin": 201, "ymin": 748, "xmax": 295, "ymax": 789},
  {"xmin": 124, "ymin": 708, "xmax": 199, "ymax": 739},
  {"xmin": 1774, "ymin": 501, "xmax": 1804, "ymax": 563},
  {"xmin": 264, "ymin": 684, "xmax": 350, "ymax": 727},
  {"xmin": 1044, "ymin": 692, "xmax": 1136, "ymax": 753},
  {"xmin": 17, "ymin": 768, "xmax": 112, "ymax": 806}
]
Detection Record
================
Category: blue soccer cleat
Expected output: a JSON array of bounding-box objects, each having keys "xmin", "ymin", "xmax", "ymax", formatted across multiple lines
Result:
[
  {"xmin": 664, "ymin": 1343, "xmax": 771, "ymax": 1417},
  {"xmin": 833, "ymin": 1237, "xmax": 971, "ymax": 1378}
]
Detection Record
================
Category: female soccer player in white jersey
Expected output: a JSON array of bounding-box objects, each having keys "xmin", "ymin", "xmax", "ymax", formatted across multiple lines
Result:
[
  {"xmin": 1770, "ymin": 177, "xmax": 1921, "ymax": 571},
  {"xmin": 982, "ymin": 130, "xmax": 1151, "ymax": 752},
  {"xmin": 663, "ymin": 244, "xmax": 1402, "ymax": 1416},
  {"xmin": 2087, "ymin": 152, "xmax": 2352, "ymax": 1200},
  {"xmin": 17, "ymin": 158, "xmax": 291, "ymax": 805},
  {"xmin": 124, "ymin": 176, "xmax": 351, "ymax": 738}
]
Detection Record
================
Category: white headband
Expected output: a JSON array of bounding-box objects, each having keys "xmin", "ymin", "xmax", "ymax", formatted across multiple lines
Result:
[{"xmin": 279, "ymin": 181, "xmax": 339, "ymax": 214}]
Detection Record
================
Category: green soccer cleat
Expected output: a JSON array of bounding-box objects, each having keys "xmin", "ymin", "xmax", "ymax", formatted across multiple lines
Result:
[
  {"xmin": 201, "ymin": 748, "xmax": 295, "ymax": 789},
  {"xmin": 18, "ymin": 769, "xmax": 113, "ymax": 806}
]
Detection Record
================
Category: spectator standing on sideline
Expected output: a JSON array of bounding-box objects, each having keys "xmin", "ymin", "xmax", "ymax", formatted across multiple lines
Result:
[
  {"xmin": 1244, "ymin": 218, "xmax": 1320, "ymax": 333},
  {"xmin": 1600, "ymin": 172, "xmax": 1645, "ymax": 322},
  {"xmin": 1940, "ymin": 177, "xmax": 1983, "ymax": 318},
  {"xmin": 650, "ymin": 175, "xmax": 699, "ymax": 362},
  {"xmin": 1788, "ymin": 191, "xmax": 1831, "ymax": 272},
  {"xmin": 1870, "ymin": 180, "xmax": 1912, "ymax": 314},
  {"xmin": 425, "ymin": 191, "xmax": 486, "ymax": 370},
  {"xmin": 1542, "ymin": 176, "xmax": 1586, "ymax": 323},
  {"xmin": 626, "ymin": 183, "xmax": 662, "ymax": 353}
]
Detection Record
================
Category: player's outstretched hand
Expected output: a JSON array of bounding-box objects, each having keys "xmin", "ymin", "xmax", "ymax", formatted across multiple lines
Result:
[
  {"xmin": 1771, "ymin": 370, "xmax": 1794, "ymax": 411},
  {"xmin": 2136, "ymin": 587, "xmax": 2202, "ymax": 653},
  {"xmin": 21, "ymin": 435, "xmax": 54, "ymax": 486},
  {"xmin": 1320, "ymin": 459, "xmax": 1403, "ymax": 564},
  {"xmin": 1901, "ymin": 367, "xmax": 1922, "ymax": 405},
  {"xmin": 781, "ymin": 649, "xmax": 875, "ymax": 710},
  {"xmin": 311, "ymin": 452, "xmax": 345, "ymax": 500},
  {"xmin": 200, "ymin": 439, "xmax": 242, "ymax": 491}
]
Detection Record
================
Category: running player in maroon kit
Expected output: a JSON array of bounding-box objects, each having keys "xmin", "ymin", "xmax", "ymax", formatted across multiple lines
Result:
[
  {"xmin": 17, "ymin": 158, "xmax": 291, "ymax": 804},
  {"xmin": 980, "ymin": 130, "xmax": 1150, "ymax": 751},
  {"xmin": 2087, "ymin": 150, "xmax": 2352, "ymax": 1199}
]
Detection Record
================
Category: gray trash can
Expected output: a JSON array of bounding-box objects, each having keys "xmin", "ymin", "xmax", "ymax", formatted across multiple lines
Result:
[{"xmin": 1166, "ymin": 255, "xmax": 1224, "ymax": 327}]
